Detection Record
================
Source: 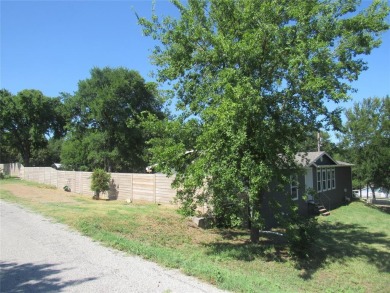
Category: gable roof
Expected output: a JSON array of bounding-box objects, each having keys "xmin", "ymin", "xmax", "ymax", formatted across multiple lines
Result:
[{"xmin": 295, "ymin": 151, "xmax": 349, "ymax": 167}]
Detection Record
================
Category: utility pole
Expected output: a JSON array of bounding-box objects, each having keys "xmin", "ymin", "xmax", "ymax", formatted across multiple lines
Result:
[{"xmin": 317, "ymin": 132, "xmax": 321, "ymax": 152}]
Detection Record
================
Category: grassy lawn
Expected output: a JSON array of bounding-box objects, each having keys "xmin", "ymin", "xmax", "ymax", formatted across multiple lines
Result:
[{"xmin": 1, "ymin": 178, "xmax": 389, "ymax": 292}]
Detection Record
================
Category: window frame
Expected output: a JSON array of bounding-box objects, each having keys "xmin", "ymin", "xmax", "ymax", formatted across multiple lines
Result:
[
  {"xmin": 317, "ymin": 167, "xmax": 336, "ymax": 192},
  {"xmin": 331, "ymin": 169, "xmax": 336, "ymax": 189},
  {"xmin": 322, "ymin": 169, "xmax": 327, "ymax": 191},
  {"xmin": 317, "ymin": 169, "xmax": 322, "ymax": 191},
  {"xmin": 290, "ymin": 174, "xmax": 299, "ymax": 200}
]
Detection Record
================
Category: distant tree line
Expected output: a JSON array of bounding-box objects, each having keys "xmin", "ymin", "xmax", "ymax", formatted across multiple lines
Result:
[
  {"xmin": 1, "ymin": 69, "xmax": 389, "ymax": 189},
  {"xmin": 0, "ymin": 67, "xmax": 165, "ymax": 172}
]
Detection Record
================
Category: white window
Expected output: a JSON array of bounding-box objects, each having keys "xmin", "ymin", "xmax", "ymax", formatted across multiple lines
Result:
[
  {"xmin": 291, "ymin": 175, "xmax": 299, "ymax": 200},
  {"xmin": 317, "ymin": 169, "xmax": 321, "ymax": 191},
  {"xmin": 317, "ymin": 167, "xmax": 336, "ymax": 192},
  {"xmin": 331, "ymin": 169, "xmax": 336, "ymax": 189},
  {"xmin": 322, "ymin": 169, "xmax": 327, "ymax": 191}
]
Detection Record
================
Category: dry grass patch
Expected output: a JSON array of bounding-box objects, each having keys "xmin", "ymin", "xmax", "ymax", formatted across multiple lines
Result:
[{"xmin": 0, "ymin": 182, "xmax": 78, "ymax": 203}]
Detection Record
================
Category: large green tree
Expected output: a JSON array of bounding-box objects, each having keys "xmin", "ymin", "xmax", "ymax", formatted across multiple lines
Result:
[
  {"xmin": 0, "ymin": 89, "xmax": 67, "ymax": 166},
  {"xmin": 139, "ymin": 0, "xmax": 389, "ymax": 242},
  {"xmin": 61, "ymin": 67, "xmax": 164, "ymax": 172},
  {"xmin": 339, "ymin": 97, "xmax": 390, "ymax": 197}
]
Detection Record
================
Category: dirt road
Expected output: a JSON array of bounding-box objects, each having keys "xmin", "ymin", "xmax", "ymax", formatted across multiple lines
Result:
[{"xmin": 0, "ymin": 200, "xmax": 226, "ymax": 293}]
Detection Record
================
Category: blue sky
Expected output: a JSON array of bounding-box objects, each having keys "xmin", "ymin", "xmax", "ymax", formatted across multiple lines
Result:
[
  {"xmin": 1, "ymin": 0, "xmax": 176, "ymax": 96},
  {"xmin": 1, "ymin": 0, "xmax": 389, "ymax": 115}
]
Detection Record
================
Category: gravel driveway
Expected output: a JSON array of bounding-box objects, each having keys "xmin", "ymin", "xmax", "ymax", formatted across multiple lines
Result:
[{"xmin": 0, "ymin": 200, "xmax": 227, "ymax": 293}]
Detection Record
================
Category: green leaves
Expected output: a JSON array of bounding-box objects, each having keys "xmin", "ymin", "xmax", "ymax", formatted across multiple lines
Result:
[
  {"xmin": 139, "ymin": 0, "xmax": 389, "ymax": 235},
  {"xmin": 0, "ymin": 89, "xmax": 67, "ymax": 166},
  {"xmin": 340, "ymin": 96, "xmax": 390, "ymax": 192},
  {"xmin": 90, "ymin": 168, "xmax": 111, "ymax": 199},
  {"xmin": 61, "ymin": 67, "xmax": 164, "ymax": 172}
]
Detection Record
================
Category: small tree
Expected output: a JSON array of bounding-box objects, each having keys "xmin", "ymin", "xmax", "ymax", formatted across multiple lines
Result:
[{"xmin": 91, "ymin": 169, "xmax": 111, "ymax": 200}]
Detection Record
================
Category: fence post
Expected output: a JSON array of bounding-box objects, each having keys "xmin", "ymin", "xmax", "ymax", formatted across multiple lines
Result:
[
  {"xmin": 73, "ymin": 170, "xmax": 76, "ymax": 194},
  {"xmin": 80, "ymin": 171, "xmax": 83, "ymax": 195},
  {"xmin": 154, "ymin": 174, "xmax": 157, "ymax": 204},
  {"xmin": 131, "ymin": 174, "xmax": 134, "ymax": 202}
]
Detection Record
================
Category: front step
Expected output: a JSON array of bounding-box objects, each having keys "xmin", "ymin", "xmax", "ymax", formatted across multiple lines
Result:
[
  {"xmin": 310, "ymin": 201, "xmax": 331, "ymax": 216},
  {"xmin": 315, "ymin": 204, "xmax": 330, "ymax": 216}
]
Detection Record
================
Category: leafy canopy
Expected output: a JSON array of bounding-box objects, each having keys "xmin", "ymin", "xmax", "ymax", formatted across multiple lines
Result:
[
  {"xmin": 0, "ymin": 89, "xmax": 67, "ymax": 166},
  {"xmin": 139, "ymin": 0, "xmax": 389, "ymax": 237},
  {"xmin": 61, "ymin": 67, "xmax": 164, "ymax": 172},
  {"xmin": 339, "ymin": 96, "xmax": 390, "ymax": 194}
]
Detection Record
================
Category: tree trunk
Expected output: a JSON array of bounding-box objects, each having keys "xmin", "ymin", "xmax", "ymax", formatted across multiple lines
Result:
[
  {"xmin": 250, "ymin": 225, "xmax": 260, "ymax": 244},
  {"xmin": 371, "ymin": 185, "xmax": 376, "ymax": 199},
  {"xmin": 248, "ymin": 193, "xmax": 262, "ymax": 244},
  {"xmin": 93, "ymin": 191, "xmax": 100, "ymax": 200},
  {"xmin": 23, "ymin": 153, "xmax": 30, "ymax": 167}
]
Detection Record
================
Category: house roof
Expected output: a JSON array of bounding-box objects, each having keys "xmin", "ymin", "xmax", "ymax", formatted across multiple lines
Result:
[
  {"xmin": 146, "ymin": 151, "xmax": 352, "ymax": 173},
  {"xmin": 336, "ymin": 160, "xmax": 354, "ymax": 167},
  {"xmin": 295, "ymin": 152, "xmax": 322, "ymax": 167},
  {"xmin": 295, "ymin": 151, "xmax": 351, "ymax": 167}
]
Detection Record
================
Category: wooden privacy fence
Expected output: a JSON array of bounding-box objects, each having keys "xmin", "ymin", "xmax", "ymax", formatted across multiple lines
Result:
[{"xmin": 0, "ymin": 163, "xmax": 176, "ymax": 204}]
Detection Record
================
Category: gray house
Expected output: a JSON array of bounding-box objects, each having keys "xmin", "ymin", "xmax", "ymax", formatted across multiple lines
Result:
[{"xmin": 261, "ymin": 151, "xmax": 353, "ymax": 228}]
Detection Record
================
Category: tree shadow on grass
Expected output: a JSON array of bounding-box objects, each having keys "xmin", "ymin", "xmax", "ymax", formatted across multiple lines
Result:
[
  {"xmin": 108, "ymin": 179, "xmax": 119, "ymax": 200},
  {"xmin": 296, "ymin": 222, "xmax": 390, "ymax": 280},
  {"xmin": 204, "ymin": 230, "xmax": 288, "ymax": 262},
  {"xmin": 204, "ymin": 221, "xmax": 389, "ymax": 280},
  {"xmin": 0, "ymin": 261, "xmax": 96, "ymax": 292}
]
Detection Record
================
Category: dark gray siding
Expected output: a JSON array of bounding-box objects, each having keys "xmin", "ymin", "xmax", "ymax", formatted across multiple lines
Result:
[
  {"xmin": 261, "ymin": 166, "xmax": 352, "ymax": 228},
  {"xmin": 313, "ymin": 166, "xmax": 352, "ymax": 211},
  {"xmin": 261, "ymin": 175, "xmax": 307, "ymax": 229}
]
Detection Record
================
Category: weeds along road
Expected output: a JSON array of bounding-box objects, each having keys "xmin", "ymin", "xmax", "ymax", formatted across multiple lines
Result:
[{"xmin": 0, "ymin": 200, "xmax": 227, "ymax": 293}]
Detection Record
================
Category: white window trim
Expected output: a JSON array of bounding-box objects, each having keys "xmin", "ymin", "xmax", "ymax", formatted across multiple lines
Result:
[
  {"xmin": 290, "ymin": 175, "xmax": 299, "ymax": 200},
  {"xmin": 322, "ymin": 169, "xmax": 327, "ymax": 191},
  {"xmin": 317, "ymin": 167, "xmax": 336, "ymax": 192},
  {"xmin": 317, "ymin": 169, "xmax": 321, "ymax": 191},
  {"xmin": 331, "ymin": 169, "xmax": 336, "ymax": 189}
]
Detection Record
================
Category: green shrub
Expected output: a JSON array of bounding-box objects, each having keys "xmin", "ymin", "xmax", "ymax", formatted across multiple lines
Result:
[
  {"xmin": 0, "ymin": 169, "xmax": 10, "ymax": 180},
  {"xmin": 285, "ymin": 216, "xmax": 318, "ymax": 258},
  {"xmin": 79, "ymin": 166, "xmax": 90, "ymax": 172},
  {"xmin": 90, "ymin": 169, "xmax": 111, "ymax": 200}
]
